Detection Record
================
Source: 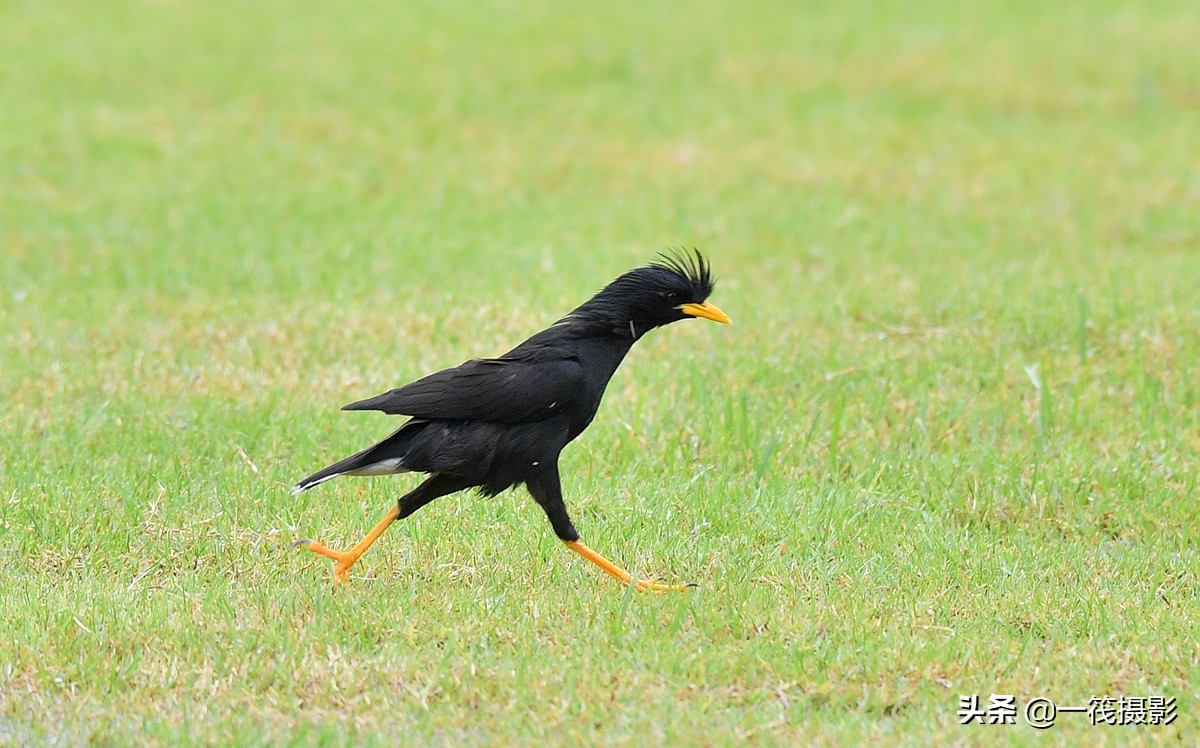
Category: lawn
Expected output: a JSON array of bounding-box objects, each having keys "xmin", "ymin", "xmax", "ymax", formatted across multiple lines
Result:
[{"xmin": 1, "ymin": 0, "xmax": 1197, "ymax": 744}]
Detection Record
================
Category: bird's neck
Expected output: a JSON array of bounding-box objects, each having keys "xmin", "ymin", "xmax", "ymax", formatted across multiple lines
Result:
[{"xmin": 561, "ymin": 300, "xmax": 647, "ymax": 341}]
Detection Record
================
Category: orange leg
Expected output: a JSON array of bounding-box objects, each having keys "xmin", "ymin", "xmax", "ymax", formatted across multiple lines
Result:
[
  {"xmin": 293, "ymin": 505, "xmax": 400, "ymax": 582},
  {"xmin": 565, "ymin": 540, "xmax": 695, "ymax": 594}
]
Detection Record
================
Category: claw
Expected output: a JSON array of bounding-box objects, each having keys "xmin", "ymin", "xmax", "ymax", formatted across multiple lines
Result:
[
  {"xmin": 632, "ymin": 578, "xmax": 694, "ymax": 594},
  {"xmin": 296, "ymin": 538, "xmax": 357, "ymax": 582}
]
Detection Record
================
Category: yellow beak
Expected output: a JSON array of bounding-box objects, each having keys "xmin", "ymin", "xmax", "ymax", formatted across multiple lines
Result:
[{"xmin": 678, "ymin": 300, "xmax": 732, "ymax": 325}]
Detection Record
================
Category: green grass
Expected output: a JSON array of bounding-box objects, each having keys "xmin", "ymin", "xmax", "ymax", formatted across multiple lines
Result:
[{"xmin": 2, "ymin": 0, "xmax": 1198, "ymax": 744}]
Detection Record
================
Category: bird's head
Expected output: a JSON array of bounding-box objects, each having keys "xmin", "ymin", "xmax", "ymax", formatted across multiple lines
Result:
[{"xmin": 573, "ymin": 250, "xmax": 732, "ymax": 338}]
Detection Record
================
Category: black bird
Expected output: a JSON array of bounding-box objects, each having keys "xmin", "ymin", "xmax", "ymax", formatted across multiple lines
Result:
[{"xmin": 292, "ymin": 250, "xmax": 731, "ymax": 591}]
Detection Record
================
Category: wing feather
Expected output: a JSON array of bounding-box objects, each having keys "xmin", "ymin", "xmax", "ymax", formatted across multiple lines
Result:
[{"xmin": 342, "ymin": 352, "xmax": 584, "ymax": 423}]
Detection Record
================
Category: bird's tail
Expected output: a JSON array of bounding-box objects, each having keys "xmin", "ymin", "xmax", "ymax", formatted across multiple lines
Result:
[
  {"xmin": 291, "ymin": 424, "xmax": 417, "ymax": 494},
  {"xmin": 291, "ymin": 450, "xmax": 372, "ymax": 494}
]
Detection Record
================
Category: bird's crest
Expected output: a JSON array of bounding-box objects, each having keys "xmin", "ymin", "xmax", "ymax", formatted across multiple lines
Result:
[{"xmin": 649, "ymin": 248, "xmax": 715, "ymax": 299}]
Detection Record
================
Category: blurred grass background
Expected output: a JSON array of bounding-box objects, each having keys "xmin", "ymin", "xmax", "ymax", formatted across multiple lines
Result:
[{"xmin": 1, "ymin": 0, "xmax": 1197, "ymax": 744}]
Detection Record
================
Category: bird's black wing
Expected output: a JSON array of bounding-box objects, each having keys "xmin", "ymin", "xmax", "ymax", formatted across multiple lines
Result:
[{"xmin": 342, "ymin": 351, "xmax": 584, "ymax": 423}]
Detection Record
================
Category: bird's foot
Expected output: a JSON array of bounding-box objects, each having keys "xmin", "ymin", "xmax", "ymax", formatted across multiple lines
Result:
[
  {"xmin": 292, "ymin": 538, "xmax": 360, "ymax": 582},
  {"xmin": 565, "ymin": 540, "xmax": 695, "ymax": 594},
  {"xmin": 631, "ymin": 578, "xmax": 697, "ymax": 594},
  {"xmin": 293, "ymin": 505, "xmax": 401, "ymax": 583}
]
